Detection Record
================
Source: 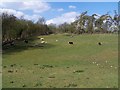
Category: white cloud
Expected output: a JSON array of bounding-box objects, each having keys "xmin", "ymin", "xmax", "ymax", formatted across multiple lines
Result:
[
  {"xmin": 1, "ymin": 0, "xmax": 18, "ymax": 2},
  {"xmin": 46, "ymin": 11, "xmax": 79, "ymax": 25},
  {"xmin": 69, "ymin": 5, "xmax": 76, "ymax": 9},
  {"xmin": 0, "ymin": 2, "xmax": 6, "ymax": 7},
  {"xmin": 0, "ymin": 8, "xmax": 41, "ymax": 22},
  {"xmin": 1, "ymin": 0, "xmax": 118, "ymax": 2},
  {"xmin": 0, "ymin": 8, "xmax": 24, "ymax": 18},
  {"xmin": 57, "ymin": 8, "xmax": 64, "ymax": 12},
  {"xmin": 20, "ymin": 1, "xmax": 51, "ymax": 13},
  {"xmin": 0, "ymin": 1, "xmax": 51, "ymax": 13},
  {"xmin": 24, "ymin": 14, "xmax": 41, "ymax": 22}
]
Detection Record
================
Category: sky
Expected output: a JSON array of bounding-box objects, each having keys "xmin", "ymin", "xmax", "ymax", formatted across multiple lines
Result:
[{"xmin": 0, "ymin": 1, "xmax": 119, "ymax": 25}]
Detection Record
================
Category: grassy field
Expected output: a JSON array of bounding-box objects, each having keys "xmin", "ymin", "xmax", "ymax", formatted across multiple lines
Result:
[{"xmin": 2, "ymin": 34, "xmax": 118, "ymax": 88}]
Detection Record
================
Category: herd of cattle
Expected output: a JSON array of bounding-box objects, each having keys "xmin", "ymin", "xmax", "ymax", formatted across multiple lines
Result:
[{"xmin": 2, "ymin": 36, "xmax": 102, "ymax": 48}]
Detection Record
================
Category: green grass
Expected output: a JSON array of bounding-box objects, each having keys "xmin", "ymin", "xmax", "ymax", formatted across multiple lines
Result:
[{"xmin": 2, "ymin": 34, "xmax": 118, "ymax": 88}]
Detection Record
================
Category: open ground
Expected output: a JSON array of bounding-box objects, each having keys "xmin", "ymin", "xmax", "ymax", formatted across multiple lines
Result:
[{"xmin": 3, "ymin": 34, "xmax": 118, "ymax": 88}]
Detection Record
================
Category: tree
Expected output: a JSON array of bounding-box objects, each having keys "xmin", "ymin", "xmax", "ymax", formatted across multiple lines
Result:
[
  {"xmin": 2, "ymin": 13, "xmax": 17, "ymax": 41},
  {"xmin": 36, "ymin": 17, "xmax": 46, "ymax": 25},
  {"xmin": 48, "ymin": 23, "xmax": 57, "ymax": 34},
  {"xmin": 95, "ymin": 14, "xmax": 112, "ymax": 33},
  {"xmin": 74, "ymin": 11, "xmax": 97, "ymax": 34},
  {"xmin": 82, "ymin": 14, "xmax": 97, "ymax": 33}
]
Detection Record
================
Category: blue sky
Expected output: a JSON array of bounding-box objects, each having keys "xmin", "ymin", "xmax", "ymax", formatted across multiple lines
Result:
[
  {"xmin": 44, "ymin": 2, "xmax": 118, "ymax": 19},
  {"xmin": 0, "ymin": 1, "xmax": 118, "ymax": 25}
]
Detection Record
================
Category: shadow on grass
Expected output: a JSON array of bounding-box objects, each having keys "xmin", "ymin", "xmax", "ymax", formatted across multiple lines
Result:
[{"xmin": 2, "ymin": 38, "xmax": 56, "ymax": 55}]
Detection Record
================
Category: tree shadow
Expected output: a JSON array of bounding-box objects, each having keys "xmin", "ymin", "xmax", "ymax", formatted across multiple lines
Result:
[{"xmin": 2, "ymin": 38, "xmax": 56, "ymax": 55}]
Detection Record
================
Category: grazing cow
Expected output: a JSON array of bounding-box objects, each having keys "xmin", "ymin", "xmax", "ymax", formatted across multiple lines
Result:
[
  {"xmin": 98, "ymin": 42, "xmax": 102, "ymax": 45},
  {"xmin": 10, "ymin": 41, "xmax": 15, "ymax": 46},
  {"xmin": 68, "ymin": 42, "xmax": 74, "ymax": 45},
  {"xmin": 40, "ymin": 38, "xmax": 44, "ymax": 41},
  {"xmin": 41, "ymin": 41, "xmax": 45, "ymax": 44},
  {"xmin": 24, "ymin": 40, "xmax": 28, "ymax": 43}
]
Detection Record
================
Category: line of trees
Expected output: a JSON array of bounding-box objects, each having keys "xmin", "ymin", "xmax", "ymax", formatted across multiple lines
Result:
[
  {"xmin": 1, "ymin": 13, "xmax": 53, "ymax": 46},
  {"xmin": 1, "ymin": 11, "xmax": 119, "ymax": 46},
  {"xmin": 57, "ymin": 11, "xmax": 119, "ymax": 34}
]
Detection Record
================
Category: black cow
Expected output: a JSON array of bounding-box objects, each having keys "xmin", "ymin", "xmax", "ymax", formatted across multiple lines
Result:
[
  {"xmin": 98, "ymin": 42, "xmax": 102, "ymax": 45},
  {"xmin": 10, "ymin": 41, "xmax": 15, "ymax": 46},
  {"xmin": 68, "ymin": 42, "xmax": 74, "ymax": 45},
  {"xmin": 24, "ymin": 40, "xmax": 28, "ymax": 43}
]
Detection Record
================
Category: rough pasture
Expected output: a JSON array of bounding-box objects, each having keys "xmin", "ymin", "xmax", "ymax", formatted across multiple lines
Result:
[{"xmin": 2, "ymin": 34, "xmax": 118, "ymax": 88}]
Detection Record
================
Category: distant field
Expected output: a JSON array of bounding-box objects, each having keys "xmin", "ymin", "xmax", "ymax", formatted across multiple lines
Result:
[{"xmin": 2, "ymin": 34, "xmax": 118, "ymax": 88}]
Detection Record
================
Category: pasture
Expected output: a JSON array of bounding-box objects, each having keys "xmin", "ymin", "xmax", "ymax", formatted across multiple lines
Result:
[{"xmin": 2, "ymin": 34, "xmax": 118, "ymax": 88}]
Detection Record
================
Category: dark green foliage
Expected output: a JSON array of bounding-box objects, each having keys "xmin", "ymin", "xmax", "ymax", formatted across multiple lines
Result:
[{"xmin": 2, "ymin": 13, "xmax": 53, "ymax": 47}]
